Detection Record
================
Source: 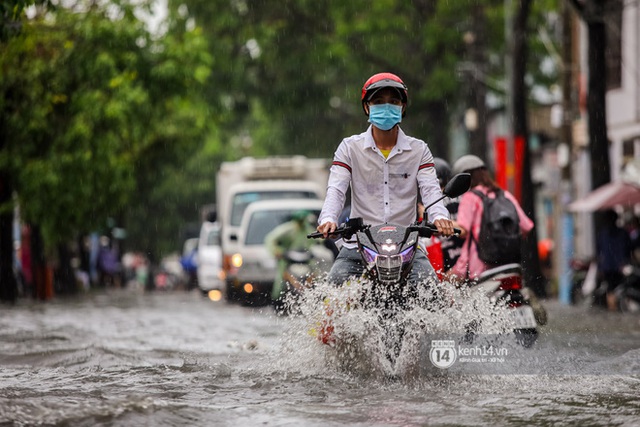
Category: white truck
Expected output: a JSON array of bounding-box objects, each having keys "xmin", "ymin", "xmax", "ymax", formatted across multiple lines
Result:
[{"xmin": 215, "ymin": 156, "xmax": 331, "ymax": 302}]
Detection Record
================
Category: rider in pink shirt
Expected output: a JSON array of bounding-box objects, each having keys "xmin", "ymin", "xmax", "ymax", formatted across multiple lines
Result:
[{"xmin": 449, "ymin": 155, "xmax": 534, "ymax": 281}]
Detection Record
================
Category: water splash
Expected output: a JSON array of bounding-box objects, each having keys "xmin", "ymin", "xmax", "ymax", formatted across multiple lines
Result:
[{"xmin": 273, "ymin": 276, "xmax": 518, "ymax": 381}]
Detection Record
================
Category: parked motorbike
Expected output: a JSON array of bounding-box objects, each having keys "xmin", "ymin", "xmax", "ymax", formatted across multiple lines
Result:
[
  {"xmin": 468, "ymin": 263, "xmax": 546, "ymax": 348},
  {"xmin": 569, "ymin": 257, "xmax": 592, "ymax": 306},
  {"xmin": 308, "ymin": 173, "xmax": 471, "ymax": 367},
  {"xmin": 614, "ymin": 264, "xmax": 640, "ymax": 313}
]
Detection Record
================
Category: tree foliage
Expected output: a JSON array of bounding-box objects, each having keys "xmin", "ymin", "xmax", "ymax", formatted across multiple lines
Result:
[
  {"xmin": 176, "ymin": 0, "xmax": 558, "ymax": 161},
  {"xmin": 0, "ymin": 0, "xmax": 51, "ymax": 40},
  {"xmin": 0, "ymin": 1, "xmax": 213, "ymax": 255}
]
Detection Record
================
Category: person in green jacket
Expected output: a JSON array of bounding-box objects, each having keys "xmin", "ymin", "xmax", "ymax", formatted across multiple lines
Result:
[{"xmin": 265, "ymin": 210, "xmax": 321, "ymax": 308}]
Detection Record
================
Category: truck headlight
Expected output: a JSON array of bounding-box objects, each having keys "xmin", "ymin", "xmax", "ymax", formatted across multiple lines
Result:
[{"xmin": 231, "ymin": 253, "xmax": 243, "ymax": 268}]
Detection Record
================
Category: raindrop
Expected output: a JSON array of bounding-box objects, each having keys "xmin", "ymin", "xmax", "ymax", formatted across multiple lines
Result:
[{"xmin": 329, "ymin": 96, "xmax": 342, "ymax": 109}]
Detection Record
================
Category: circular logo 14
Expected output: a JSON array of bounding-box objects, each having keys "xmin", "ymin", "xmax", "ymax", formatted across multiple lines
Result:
[{"xmin": 429, "ymin": 340, "xmax": 457, "ymax": 369}]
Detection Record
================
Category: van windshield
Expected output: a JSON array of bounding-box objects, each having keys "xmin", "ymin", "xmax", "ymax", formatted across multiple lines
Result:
[
  {"xmin": 230, "ymin": 191, "xmax": 317, "ymax": 226},
  {"xmin": 244, "ymin": 209, "xmax": 320, "ymax": 245}
]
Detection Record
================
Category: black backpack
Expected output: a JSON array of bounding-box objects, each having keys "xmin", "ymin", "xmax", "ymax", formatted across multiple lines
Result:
[{"xmin": 471, "ymin": 189, "xmax": 522, "ymax": 265}]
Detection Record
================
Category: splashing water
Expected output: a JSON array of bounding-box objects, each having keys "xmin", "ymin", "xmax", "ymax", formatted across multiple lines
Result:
[{"xmin": 272, "ymin": 275, "xmax": 519, "ymax": 381}]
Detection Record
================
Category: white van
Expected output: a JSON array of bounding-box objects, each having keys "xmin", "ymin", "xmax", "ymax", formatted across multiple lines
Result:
[
  {"xmin": 225, "ymin": 198, "xmax": 329, "ymax": 304},
  {"xmin": 196, "ymin": 221, "xmax": 224, "ymax": 299},
  {"xmin": 222, "ymin": 180, "xmax": 324, "ymax": 256}
]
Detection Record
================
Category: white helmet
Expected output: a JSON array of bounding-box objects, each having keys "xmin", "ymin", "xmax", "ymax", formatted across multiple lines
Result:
[{"xmin": 452, "ymin": 155, "xmax": 486, "ymax": 175}]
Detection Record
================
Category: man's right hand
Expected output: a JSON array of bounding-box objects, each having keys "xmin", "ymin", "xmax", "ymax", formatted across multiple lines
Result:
[{"xmin": 317, "ymin": 221, "xmax": 337, "ymax": 238}]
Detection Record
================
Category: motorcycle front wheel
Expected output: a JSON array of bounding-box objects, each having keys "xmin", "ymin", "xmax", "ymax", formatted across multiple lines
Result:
[
  {"xmin": 618, "ymin": 294, "xmax": 640, "ymax": 313},
  {"xmin": 514, "ymin": 328, "xmax": 538, "ymax": 348}
]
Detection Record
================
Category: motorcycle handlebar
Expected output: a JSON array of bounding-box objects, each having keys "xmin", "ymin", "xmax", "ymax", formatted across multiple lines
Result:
[
  {"xmin": 307, "ymin": 224, "xmax": 362, "ymax": 239},
  {"xmin": 308, "ymin": 222, "xmax": 461, "ymax": 239},
  {"xmin": 307, "ymin": 231, "xmax": 326, "ymax": 239}
]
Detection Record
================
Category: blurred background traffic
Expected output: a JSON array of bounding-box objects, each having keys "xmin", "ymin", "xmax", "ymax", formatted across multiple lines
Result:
[{"xmin": 2, "ymin": 0, "xmax": 640, "ymax": 308}]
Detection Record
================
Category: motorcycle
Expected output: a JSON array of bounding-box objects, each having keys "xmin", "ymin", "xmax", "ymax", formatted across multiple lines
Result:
[
  {"xmin": 307, "ymin": 173, "xmax": 472, "ymax": 367},
  {"xmin": 273, "ymin": 245, "xmax": 334, "ymax": 315},
  {"xmin": 468, "ymin": 263, "xmax": 546, "ymax": 348},
  {"xmin": 614, "ymin": 264, "xmax": 640, "ymax": 313},
  {"xmin": 569, "ymin": 257, "xmax": 592, "ymax": 306}
]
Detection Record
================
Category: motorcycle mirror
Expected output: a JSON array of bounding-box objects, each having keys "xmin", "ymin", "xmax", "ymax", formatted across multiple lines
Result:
[{"xmin": 443, "ymin": 173, "xmax": 471, "ymax": 198}]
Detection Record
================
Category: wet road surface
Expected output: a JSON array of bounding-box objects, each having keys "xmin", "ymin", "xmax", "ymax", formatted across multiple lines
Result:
[{"xmin": 1, "ymin": 287, "xmax": 639, "ymax": 426}]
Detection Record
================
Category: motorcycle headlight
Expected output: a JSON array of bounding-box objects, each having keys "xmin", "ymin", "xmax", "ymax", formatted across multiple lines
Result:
[
  {"xmin": 375, "ymin": 254, "xmax": 403, "ymax": 284},
  {"xmin": 362, "ymin": 246, "xmax": 378, "ymax": 264},
  {"xmin": 399, "ymin": 247, "xmax": 415, "ymax": 264}
]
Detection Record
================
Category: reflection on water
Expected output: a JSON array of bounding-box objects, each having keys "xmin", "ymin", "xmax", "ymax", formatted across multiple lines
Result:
[{"xmin": 0, "ymin": 288, "xmax": 639, "ymax": 426}]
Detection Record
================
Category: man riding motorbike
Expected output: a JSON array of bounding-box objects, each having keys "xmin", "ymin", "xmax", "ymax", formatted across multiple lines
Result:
[{"xmin": 316, "ymin": 72, "xmax": 455, "ymax": 290}]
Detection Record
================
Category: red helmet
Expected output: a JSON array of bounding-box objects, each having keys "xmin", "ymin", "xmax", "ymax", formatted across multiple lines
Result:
[{"xmin": 361, "ymin": 72, "xmax": 408, "ymax": 114}]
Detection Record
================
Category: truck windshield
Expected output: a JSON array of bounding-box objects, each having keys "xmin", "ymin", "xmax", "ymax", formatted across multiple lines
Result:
[
  {"xmin": 244, "ymin": 209, "xmax": 321, "ymax": 245},
  {"xmin": 230, "ymin": 191, "xmax": 317, "ymax": 226}
]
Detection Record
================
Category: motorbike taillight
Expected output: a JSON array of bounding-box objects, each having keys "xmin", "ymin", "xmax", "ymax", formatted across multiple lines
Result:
[{"xmin": 498, "ymin": 275, "xmax": 522, "ymax": 291}]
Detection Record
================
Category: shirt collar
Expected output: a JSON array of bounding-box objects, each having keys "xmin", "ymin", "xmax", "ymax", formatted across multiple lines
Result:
[{"xmin": 363, "ymin": 125, "xmax": 412, "ymax": 151}]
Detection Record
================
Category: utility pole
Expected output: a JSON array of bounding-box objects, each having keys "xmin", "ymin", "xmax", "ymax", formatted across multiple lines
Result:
[
  {"xmin": 554, "ymin": 1, "xmax": 576, "ymax": 304},
  {"xmin": 510, "ymin": 0, "xmax": 546, "ymax": 296},
  {"xmin": 504, "ymin": 0, "xmax": 515, "ymax": 195}
]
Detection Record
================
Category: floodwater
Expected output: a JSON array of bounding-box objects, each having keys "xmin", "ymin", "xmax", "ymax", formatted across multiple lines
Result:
[{"xmin": 1, "ymin": 284, "xmax": 639, "ymax": 427}]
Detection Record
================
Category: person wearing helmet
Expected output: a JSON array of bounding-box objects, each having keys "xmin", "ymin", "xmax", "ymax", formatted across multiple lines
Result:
[
  {"xmin": 433, "ymin": 158, "xmax": 457, "ymax": 217},
  {"xmin": 430, "ymin": 157, "xmax": 465, "ymax": 274},
  {"xmin": 434, "ymin": 157, "xmax": 452, "ymax": 188},
  {"xmin": 447, "ymin": 154, "xmax": 533, "ymax": 281},
  {"xmin": 317, "ymin": 72, "xmax": 455, "ymax": 288},
  {"xmin": 266, "ymin": 210, "xmax": 329, "ymax": 308}
]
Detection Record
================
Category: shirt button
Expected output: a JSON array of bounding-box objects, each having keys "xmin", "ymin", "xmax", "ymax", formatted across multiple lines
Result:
[{"xmin": 385, "ymin": 182, "xmax": 387, "ymax": 184}]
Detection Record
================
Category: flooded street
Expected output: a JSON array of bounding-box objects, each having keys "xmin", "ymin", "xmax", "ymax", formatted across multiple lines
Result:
[{"xmin": 1, "ymin": 288, "xmax": 639, "ymax": 427}]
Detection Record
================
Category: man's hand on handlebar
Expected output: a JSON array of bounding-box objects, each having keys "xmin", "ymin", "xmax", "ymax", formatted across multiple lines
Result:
[
  {"xmin": 317, "ymin": 221, "xmax": 338, "ymax": 238},
  {"xmin": 433, "ymin": 218, "xmax": 455, "ymax": 236}
]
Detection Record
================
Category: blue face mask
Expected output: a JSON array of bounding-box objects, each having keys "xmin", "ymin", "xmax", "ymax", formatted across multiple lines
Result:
[{"xmin": 368, "ymin": 103, "xmax": 403, "ymax": 131}]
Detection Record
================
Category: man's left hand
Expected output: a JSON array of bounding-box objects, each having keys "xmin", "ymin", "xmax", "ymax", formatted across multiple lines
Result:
[{"xmin": 433, "ymin": 218, "xmax": 455, "ymax": 236}]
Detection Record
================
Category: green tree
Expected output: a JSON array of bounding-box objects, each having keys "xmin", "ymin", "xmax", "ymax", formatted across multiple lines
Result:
[
  {"xmin": 177, "ymin": 0, "xmax": 568, "ymax": 162},
  {"xmin": 0, "ymin": 0, "xmax": 51, "ymax": 302},
  {"xmin": 0, "ymin": 0, "xmax": 213, "ymax": 294},
  {"xmin": 0, "ymin": 0, "xmax": 52, "ymax": 39},
  {"xmin": 175, "ymin": 0, "xmax": 504, "ymax": 159}
]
